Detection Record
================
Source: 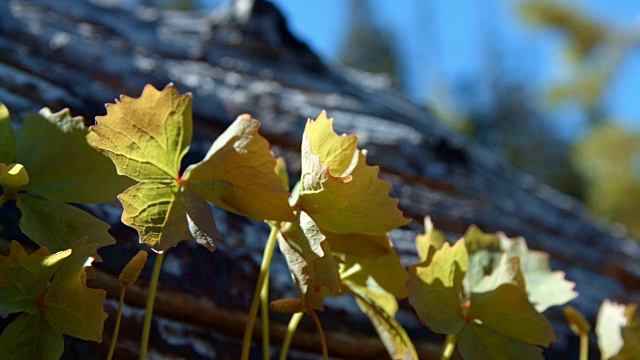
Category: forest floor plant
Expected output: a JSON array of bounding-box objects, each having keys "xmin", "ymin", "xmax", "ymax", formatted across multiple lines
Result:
[{"xmin": 0, "ymin": 84, "xmax": 638, "ymax": 359}]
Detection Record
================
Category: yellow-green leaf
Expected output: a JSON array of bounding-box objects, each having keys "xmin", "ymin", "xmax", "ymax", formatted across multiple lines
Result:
[
  {"xmin": 407, "ymin": 240, "xmax": 468, "ymax": 334},
  {"xmin": 183, "ymin": 114, "xmax": 294, "ymax": 222},
  {"xmin": 0, "ymin": 103, "xmax": 15, "ymax": 165},
  {"xmin": 118, "ymin": 182, "xmax": 220, "ymax": 252},
  {"xmin": 458, "ymin": 322, "xmax": 545, "ymax": 360},
  {"xmin": 415, "ymin": 217, "xmax": 447, "ymax": 262},
  {"xmin": 303, "ymin": 111, "xmax": 358, "ymax": 176},
  {"xmin": 340, "ymin": 249, "xmax": 409, "ymax": 299},
  {"xmin": 16, "ymin": 194, "xmax": 115, "ymax": 255},
  {"xmin": 0, "ymin": 163, "xmax": 28, "ymax": 188},
  {"xmin": 15, "ymin": 108, "xmax": 134, "ymax": 203},
  {"xmin": 92, "ymin": 83, "xmax": 192, "ymax": 181}
]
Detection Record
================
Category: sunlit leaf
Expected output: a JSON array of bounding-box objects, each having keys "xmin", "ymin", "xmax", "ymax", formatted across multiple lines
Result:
[
  {"xmin": 303, "ymin": 111, "xmax": 358, "ymax": 176},
  {"xmin": 0, "ymin": 163, "xmax": 29, "ymax": 188},
  {"xmin": 597, "ymin": 300, "xmax": 640, "ymax": 360},
  {"xmin": 16, "ymin": 108, "xmax": 134, "ymax": 203},
  {"xmin": 340, "ymin": 249, "xmax": 409, "ymax": 299},
  {"xmin": 407, "ymin": 240, "xmax": 467, "ymax": 334},
  {"xmin": 119, "ymin": 182, "xmax": 219, "ymax": 252},
  {"xmin": 415, "ymin": 216, "xmax": 447, "ymax": 262},
  {"xmin": 0, "ymin": 240, "xmax": 106, "ymax": 360},
  {"xmin": 0, "ymin": 103, "xmax": 15, "ymax": 165},
  {"xmin": 183, "ymin": 114, "xmax": 294, "ymax": 222},
  {"xmin": 16, "ymin": 194, "xmax": 115, "ymax": 255},
  {"xmin": 92, "ymin": 83, "xmax": 191, "ymax": 181}
]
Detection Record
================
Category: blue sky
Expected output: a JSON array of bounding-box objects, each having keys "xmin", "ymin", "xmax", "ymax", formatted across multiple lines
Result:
[{"xmin": 267, "ymin": 0, "xmax": 640, "ymax": 135}]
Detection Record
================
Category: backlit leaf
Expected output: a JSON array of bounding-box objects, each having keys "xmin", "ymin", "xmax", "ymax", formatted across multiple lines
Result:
[
  {"xmin": 92, "ymin": 83, "xmax": 192, "ymax": 181},
  {"xmin": 415, "ymin": 217, "xmax": 447, "ymax": 262},
  {"xmin": 0, "ymin": 103, "xmax": 15, "ymax": 165},
  {"xmin": 16, "ymin": 193, "xmax": 115, "ymax": 255},
  {"xmin": 118, "ymin": 182, "xmax": 219, "ymax": 252},
  {"xmin": 597, "ymin": 300, "xmax": 640, "ymax": 360},
  {"xmin": 303, "ymin": 111, "xmax": 358, "ymax": 176},
  {"xmin": 340, "ymin": 249, "xmax": 409, "ymax": 299},
  {"xmin": 183, "ymin": 114, "xmax": 294, "ymax": 222},
  {"xmin": 0, "ymin": 240, "xmax": 106, "ymax": 359},
  {"xmin": 16, "ymin": 108, "xmax": 134, "ymax": 203},
  {"xmin": 407, "ymin": 240, "xmax": 467, "ymax": 334}
]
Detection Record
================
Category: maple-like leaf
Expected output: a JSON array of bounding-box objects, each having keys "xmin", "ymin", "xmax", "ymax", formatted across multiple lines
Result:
[
  {"xmin": 597, "ymin": 300, "xmax": 640, "ymax": 359},
  {"xmin": 183, "ymin": 114, "xmax": 294, "ymax": 222},
  {"xmin": 296, "ymin": 112, "xmax": 409, "ymax": 236},
  {"xmin": 15, "ymin": 108, "xmax": 134, "ymax": 203},
  {"xmin": 0, "ymin": 240, "xmax": 106, "ymax": 360},
  {"xmin": 92, "ymin": 84, "xmax": 192, "ymax": 182},
  {"xmin": 415, "ymin": 216, "xmax": 447, "ymax": 262}
]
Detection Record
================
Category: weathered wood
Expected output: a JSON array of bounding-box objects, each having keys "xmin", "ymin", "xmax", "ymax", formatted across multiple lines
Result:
[{"xmin": 1, "ymin": 0, "xmax": 639, "ymax": 358}]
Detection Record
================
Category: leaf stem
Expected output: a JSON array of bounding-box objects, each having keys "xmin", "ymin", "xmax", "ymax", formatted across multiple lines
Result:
[
  {"xmin": 241, "ymin": 223, "xmax": 280, "ymax": 360},
  {"xmin": 579, "ymin": 333, "xmax": 588, "ymax": 360},
  {"xmin": 279, "ymin": 312, "xmax": 303, "ymax": 360},
  {"xmin": 107, "ymin": 286, "xmax": 127, "ymax": 360},
  {"xmin": 260, "ymin": 273, "xmax": 270, "ymax": 360},
  {"xmin": 440, "ymin": 334, "xmax": 458, "ymax": 360},
  {"xmin": 139, "ymin": 252, "xmax": 165, "ymax": 360},
  {"xmin": 309, "ymin": 310, "xmax": 328, "ymax": 360}
]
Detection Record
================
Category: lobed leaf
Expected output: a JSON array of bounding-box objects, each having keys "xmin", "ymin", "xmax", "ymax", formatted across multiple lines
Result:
[
  {"xmin": 92, "ymin": 83, "xmax": 192, "ymax": 181},
  {"xmin": 415, "ymin": 216, "xmax": 447, "ymax": 263},
  {"xmin": 0, "ymin": 313, "xmax": 64, "ymax": 360},
  {"xmin": 303, "ymin": 111, "xmax": 358, "ymax": 177},
  {"xmin": 15, "ymin": 108, "xmax": 134, "ymax": 203},
  {"xmin": 118, "ymin": 182, "xmax": 220, "ymax": 252},
  {"xmin": 597, "ymin": 300, "xmax": 640, "ymax": 359},
  {"xmin": 183, "ymin": 114, "xmax": 294, "ymax": 222},
  {"xmin": 340, "ymin": 249, "xmax": 409, "ymax": 299},
  {"xmin": 16, "ymin": 194, "xmax": 115, "ymax": 255},
  {"xmin": 407, "ymin": 240, "xmax": 467, "ymax": 334},
  {"xmin": 0, "ymin": 103, "xmax": 15, "ymax": 165}
]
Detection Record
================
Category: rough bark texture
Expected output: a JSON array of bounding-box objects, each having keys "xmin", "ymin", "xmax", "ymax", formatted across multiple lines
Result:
[{"xmin": 1, "ymin": 0, "xmax": 639, "ymax": 359}]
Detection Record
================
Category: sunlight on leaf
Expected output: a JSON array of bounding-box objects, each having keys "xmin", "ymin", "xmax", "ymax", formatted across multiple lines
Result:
[
  {"xmin": 92, "ymin": 83, "xmax": 192, "ymax": 181},
  {"xmin": 183, "ymin": 114, "xmax": 294, "ymax": 222},
  {"xmin": 0, "ymin": 163, "xmax": 28, "ymax": 188},
  {"xmin": 0, "ymin": 103, "xmax": 15, "ymax": 165},
  {"xmin": 597, "ymin": 300, "xmax": 640, "ymax": 359}
]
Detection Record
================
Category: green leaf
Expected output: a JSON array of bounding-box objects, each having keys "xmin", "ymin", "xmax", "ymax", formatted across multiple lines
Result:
[
  {"xmin": 0, "ymin": 163, "xmax": 29, "ymax": 188},
  {"xmin": 92, "ymin": 83, "xmax": 192, "ymax": 181},
  {"xmin": 15, "ymin": 107, "xmax": 134, "ymax": 204},
  {"xmin": 16, "ymin": 193, "xmax": 115, "ymax": 254},
  {"xmin": 406, "ymin": 240, "xmax": 467, "ymax": 334},
  {"xmin": 0, "ymin": 312, "xmax": 64, "ymax": 360},
  {"xmin": 118, "ymin": 182, "xmax": 220, "ymax": 252},
  {"xmin": 470, "ymin": 284, "xmax": 555, "ymax": 347},
  {"xmin": 183, "ymin": 114, "xmax": 294, "ymax": 222},
  {"xmin": 415, "ymin": 216, "xmax": 447, "ymax": 262},
  {"xmin": 302, "ymin": 111, "xmax": 358, "ymax": 176},
  {"xmin": 0, "ymin": 240, "xmax": 106, "ymax": 359},
  {"xmin": 299, "ymin": 145, "xmax": 409, "ymax": 235},
  {"xmin": 498, "ymin": 234, "xmax": 577, "ymax": 312},
  {"xmin": 323, "ymin": 230, "xmax": 391, "ymax": 257},
  {"xmin": 471, "ymin": 254, "xmax": 525, "ymax": 294},
  {"xmin": 277, "ymin": 212, "xmax": 345, "ymax": 310},
  {"xmin": 0, "ymin": 241, "xmax": 71, "ymax": 316},
  {"xmin": 0, "ymin": 103, "xmax": 15, "ymax": 165},
  {"xmin": 348, "ymin": 283, "xmax": 418, "ymax": 360},
  {"xmin": 458, "ymin": 323, "xmax": 544, "ymax": 360}
]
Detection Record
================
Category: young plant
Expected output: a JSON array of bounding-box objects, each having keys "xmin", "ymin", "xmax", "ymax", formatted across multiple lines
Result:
[
  {"xmin": 248, "ymin": 112, "xmax": 416, "ymax": 359},
  {"xmin": 407, "ymin": 219, "xmax": 577, "ymax": 359},
  {"xmin": 90, "ymin": 83, "xmax": 294, "ymax": 359}
]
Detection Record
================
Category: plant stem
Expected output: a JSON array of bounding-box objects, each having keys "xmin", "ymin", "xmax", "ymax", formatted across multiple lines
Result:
[
  {"xmin": 241, "ymin": 224, "xmax": 280, "ymax": 360},
  {"xmin": 579, "ymin": 333, "xmax": 589, "ymax": 360},
  {"xmin": 279, "ymin": 312, "xmax": 303, "ymax": 360},
  {"xmin": 139, "ymin": 252, "xmax": 164, "ymax": 360},
  {"xmin": 309, "ymin": 310, "xmax": 328, "ymax": 360},
  {"xmin": 440, "ymin": 334, "xmax": 458, "ymax": 360},
  {"xmin": 260, "ymin": 273, "xmax": 270, "ymax": 360},
  {"xmin": 107, "ymin": 286, "xmax": 127, "ymax": 360}
]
